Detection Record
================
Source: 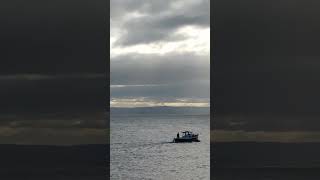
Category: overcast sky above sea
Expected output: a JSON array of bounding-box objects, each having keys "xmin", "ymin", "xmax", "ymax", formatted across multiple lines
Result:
[{"xmin": 110, "ymin": 0, "xmax": 210, "ymax": 107}]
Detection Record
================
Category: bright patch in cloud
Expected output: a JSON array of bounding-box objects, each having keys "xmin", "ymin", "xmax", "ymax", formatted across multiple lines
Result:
[{"xmin": 111, "ymin": 26, "xmax": 209, "ymax": 57}]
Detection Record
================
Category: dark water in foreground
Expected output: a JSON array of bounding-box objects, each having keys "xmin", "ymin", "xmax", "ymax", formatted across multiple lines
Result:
[{"xmin": 111, "ymin": 114, "xmax": 210, "ymax": 180}]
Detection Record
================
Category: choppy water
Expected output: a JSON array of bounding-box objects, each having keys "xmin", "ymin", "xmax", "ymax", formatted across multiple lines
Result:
[{"xmin": 111, "ymin": 114, "xmax": 210, "ymax": 180}]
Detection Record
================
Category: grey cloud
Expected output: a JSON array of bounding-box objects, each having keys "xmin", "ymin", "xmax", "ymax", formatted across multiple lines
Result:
[
  {"xmin": 111, "ymin": 53, "xmax": 209, "ymax": 101},
  {"xmin": 111, "ymin": 53, "xmax": 209, "ymax": 85},
  {"xmin": 110, "ymin": 1, "xmax": 210, "ymax": 104},
  {"xmin": 111, "ymin": 0, "xmax": 181, "ymax": 19},
  {"xmin": 111, "ymin": 0, "xmax": 210, "ymax": 46},
  {"xmin": 116, "ymin": 14, "xmax": 209, "ymax": 46}
]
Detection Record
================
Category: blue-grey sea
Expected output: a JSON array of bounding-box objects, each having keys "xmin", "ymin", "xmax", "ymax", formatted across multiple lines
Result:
[{"xmin": 111, "ymin": 113, "xmax": 210, "ymax": 180}]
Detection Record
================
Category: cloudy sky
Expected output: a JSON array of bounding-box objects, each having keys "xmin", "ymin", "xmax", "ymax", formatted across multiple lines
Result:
[{"xmin": 110, "ymin": 0, "xmax": 210, "ymax": 107}]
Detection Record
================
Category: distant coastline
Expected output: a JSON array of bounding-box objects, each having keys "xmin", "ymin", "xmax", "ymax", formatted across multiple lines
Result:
[{"xmin": 111, "ymin": 106, "xmax": 210, "ymax": 115}]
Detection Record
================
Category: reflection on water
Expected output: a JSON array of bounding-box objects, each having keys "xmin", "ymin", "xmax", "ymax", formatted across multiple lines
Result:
[{"xmin": 111, "ymin": 114, "xmax": 210, "ymax": 180}]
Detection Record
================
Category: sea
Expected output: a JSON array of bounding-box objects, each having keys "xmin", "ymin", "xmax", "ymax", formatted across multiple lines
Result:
[{"xmin": 110, "ymin": 108, "xmax": 210, "ymax": 180}]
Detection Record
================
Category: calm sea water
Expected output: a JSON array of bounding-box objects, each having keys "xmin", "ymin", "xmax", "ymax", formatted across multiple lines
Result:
[{"xmin": 111, "ymin": 114, "xmax": 210, "ymax": 180}]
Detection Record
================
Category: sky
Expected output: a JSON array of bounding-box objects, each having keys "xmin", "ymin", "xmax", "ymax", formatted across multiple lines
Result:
[
  {"xmin": 110, "ymin": 0, "xmax": 210, "ymax": 108},
  {"xmin": 0, "ymin": 0, "xmax": 108, "ymax": 145}
]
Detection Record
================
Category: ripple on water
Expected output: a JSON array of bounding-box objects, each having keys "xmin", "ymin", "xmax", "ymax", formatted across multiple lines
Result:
[{"xmin": 111, "ymin": 115, "xmax": 210, "ymax": 180}]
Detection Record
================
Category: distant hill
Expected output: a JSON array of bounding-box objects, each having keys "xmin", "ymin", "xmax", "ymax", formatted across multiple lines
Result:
[{"xmin": 110, "ymin": 106, "xmax": 210, "ymax": 115}]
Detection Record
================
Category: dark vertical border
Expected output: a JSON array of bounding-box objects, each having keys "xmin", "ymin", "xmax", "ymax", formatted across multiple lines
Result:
[
  {"xmin": 0, "ymin": 0, "xmax": 110, "ymax": 179},
  {"xmin": 210, "ymin": 0, "xmax": 320, "ymax": 179},
  {"xmin": 106, "ymin": 0, "xmax": 110, "ymax": 179},
  {"xmin": 210, "ymin": 0, "xmax": 215, "ymax": 179}
]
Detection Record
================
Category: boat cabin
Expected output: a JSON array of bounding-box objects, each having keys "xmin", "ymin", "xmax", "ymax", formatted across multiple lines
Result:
[{"xmin": 173, "ymin": 131, "xmax": 200, "ymax": 143}]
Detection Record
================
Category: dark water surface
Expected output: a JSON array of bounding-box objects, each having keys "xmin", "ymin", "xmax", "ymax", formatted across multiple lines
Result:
[{"xmin": 111, "ymin": 114, "xmax": 210, "ymax": 180}]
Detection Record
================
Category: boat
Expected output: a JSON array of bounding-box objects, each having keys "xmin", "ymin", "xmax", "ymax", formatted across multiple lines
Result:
[{"xmin": 173, "ymin": 131, "xmax": 200, "ymax": 143}]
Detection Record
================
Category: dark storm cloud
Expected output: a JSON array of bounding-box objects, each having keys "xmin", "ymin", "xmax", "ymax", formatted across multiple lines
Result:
[
  {"xmin": 111, "ymin": 53, "xmax": 209, "ymax": 85},
  {"xmin": 213, "ymin": 0, "xmax": 320, "ymax": 131},
  {"xmin": 111, "ymin": 0, "xmax": 210, "ymax": 46}
]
